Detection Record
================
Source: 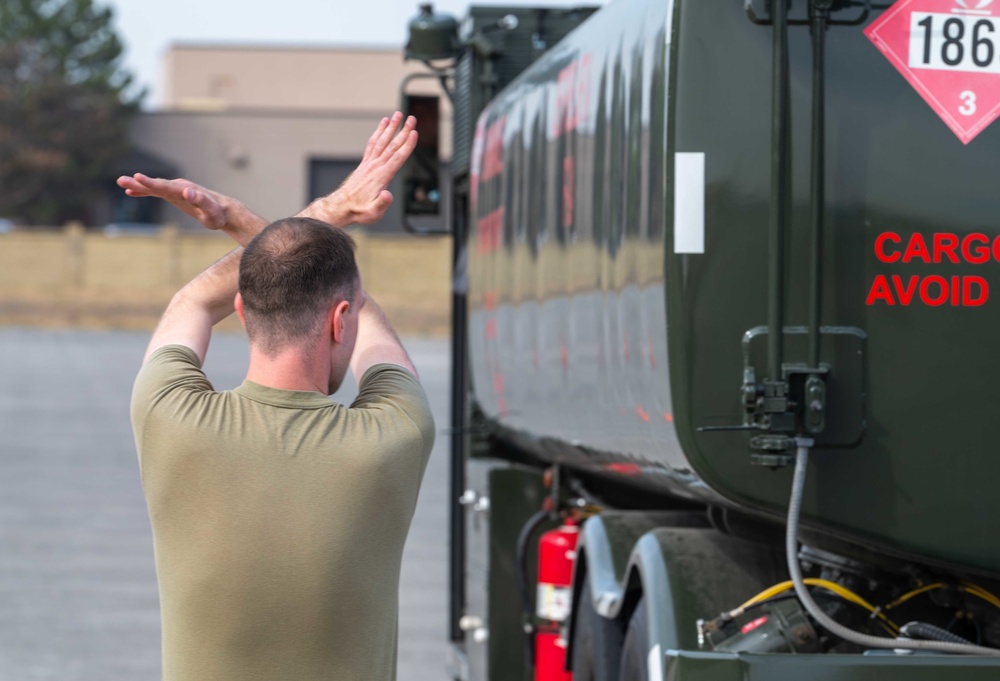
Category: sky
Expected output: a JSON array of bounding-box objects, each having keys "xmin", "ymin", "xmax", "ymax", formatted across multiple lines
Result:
[{"xmin": 104, "ymin": 0, "xmax": 610, "ymax": 108}]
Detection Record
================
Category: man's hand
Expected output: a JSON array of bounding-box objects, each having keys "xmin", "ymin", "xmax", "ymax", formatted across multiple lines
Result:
[
  {"xmin": 117, "ymin": 174, "xmax": 227, "ymax": 229},
  {"xmin": 116, "ymin": 174, "xmax": 268, "ymax": 246},
  {"xmin": 300, "ymin": 112, "xmax": 418, "ymax": 227}
]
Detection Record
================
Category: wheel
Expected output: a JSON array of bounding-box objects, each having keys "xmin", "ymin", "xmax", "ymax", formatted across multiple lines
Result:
[
  {"xmin": 618, "ymin": 597, "xmax": 650, "ymax": 681},
  {"xmin": 570, "ymin": 580, "xmax": 624, "ymax": 681}
]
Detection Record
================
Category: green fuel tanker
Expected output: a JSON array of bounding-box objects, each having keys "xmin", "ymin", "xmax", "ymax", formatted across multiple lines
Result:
[{"xmin": 402, "ymin": 0, "xmax": 1000, "ymax": 678}]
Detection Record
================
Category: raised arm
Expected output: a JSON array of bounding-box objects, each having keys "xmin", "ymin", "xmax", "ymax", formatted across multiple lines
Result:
[
  {"xmin": 119, "ymin": 112, "xmax": 418, "ymax": 240},
  {"xmin": 116, "ymin": 177, "xmax": 268, "ymax": 246},
  {"xmin": 111, "ymin": 178, "xmax": 260, "ymax": 363},
  {"xmin": 300, "ymin": 112, "xmax": 417, "ymax": 226},
  {"xmin": 138, "ymin": 249, "xmax": 241, "ymax": 364},
  {"xmin": 349, "ymin": 293, "xmax": 419, "ymax": 381},
  {"xmin": 119, "ymin": 112, "xmax": 419, "ymax": 370}
]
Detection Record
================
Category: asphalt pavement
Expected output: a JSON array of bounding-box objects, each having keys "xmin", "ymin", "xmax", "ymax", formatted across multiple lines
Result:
[{"xmin": 0, "ymin": 328, "xmax": 450, "ymax": 681}]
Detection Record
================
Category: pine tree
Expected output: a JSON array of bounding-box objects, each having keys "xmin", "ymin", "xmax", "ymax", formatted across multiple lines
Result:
[{"xmin": 0, "ymin": 0, "xmax": 142, "ymax": 225}]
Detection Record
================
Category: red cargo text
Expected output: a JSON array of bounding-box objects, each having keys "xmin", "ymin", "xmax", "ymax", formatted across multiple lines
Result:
[{"xmin": 867, "ymin": 231, "xmax": 993, "ymax": 307}]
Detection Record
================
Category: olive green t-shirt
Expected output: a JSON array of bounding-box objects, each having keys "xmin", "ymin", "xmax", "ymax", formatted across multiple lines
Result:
[{"xmin": 131, "ymin": 345, "xmax": 435, "ymax": 681}]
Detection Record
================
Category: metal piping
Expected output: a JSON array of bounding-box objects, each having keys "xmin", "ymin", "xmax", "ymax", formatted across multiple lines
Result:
[
  {"xmin": 449, "ymin": 191, "xmax": 470, "ymax": 642},
  {"xmin": 807, "ymin": 2, "xmax": 829, "ymax": 369},
  {"xmin": 768, "ymin": 0, "xmax": 791, "ymax": 381}
]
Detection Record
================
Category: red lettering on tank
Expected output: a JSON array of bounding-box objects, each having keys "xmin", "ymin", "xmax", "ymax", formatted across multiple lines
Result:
[
  {"xmin": 480, "ymin": 116, "xmax": 507, "ymax": 183},
  {"xmin": 576, "ymin": 54, "xmax": 592, "ymax": 131},
  {"xmin": 875, "ymin": 231, "xmax": 1000, "ymax": 269},
  {"xmin": 866, "ymin": 275, "xmax": 895, "ymax": 305},
  {"xmin": 485, "ymin": 318, "xmax": 497, "ymax": 339},
  {"xmin": 470, "ymin": 118, "xmax": 487, "ymax": 208},
  {"xmin": 605, "ymin": 462, "xmax": 641, "ymax": 475},
  {"xmin": 962, "ymin": 233, "xmax": 991, "ymax": 264},
  {"xmin": 562, "ymin": 156, "xmax": 575, "ymax": 228},
  {"xmin": 932, "ymin": 233, "xmax": 960, "ymax": 264},
  {"xmin": 919, "ymin": 275, "xmax": 949, "ymax": 306},
  {"xmin": 869, "ymin": 274, "xmax": 990, "ymax": 306},
  {"xmin": 664, "ymin": 412, "xmax": 674, "ymax": 423},
  {"xmin": 875, "ymin": 232, "xmax": 902, "ymax": 263},
  {"xmin": 635, "ymin": 406, "xmax": 650, "ymax": 423},
  {"xmin": 552, "ymin": 53, "xmax": 593, "ymax": 137},
  {"xmin": 892, "ymin": 275, "xmax": 919, "ymax": 305},
  {"xmin": 965, "ymin": 276, "xmax": 989, "ymax": 305},
  {"xmin": 902, "ymin": 233, "xmax": 931, "ymax": 263},
  {"xmin": 477, "ymin": 206, "xmax": 505, "ymax": 253}
]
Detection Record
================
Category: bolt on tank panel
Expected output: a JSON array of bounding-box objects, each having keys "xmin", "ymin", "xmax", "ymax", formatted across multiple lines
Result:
[{"xmin": 467, "ymin": 0, "xmax": 689, "ymax": 473}]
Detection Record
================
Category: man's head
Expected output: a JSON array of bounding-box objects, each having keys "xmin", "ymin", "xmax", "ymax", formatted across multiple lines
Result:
[{"xmin": 237, "ymin": 218, "xmax": 360, "ymax": 385}]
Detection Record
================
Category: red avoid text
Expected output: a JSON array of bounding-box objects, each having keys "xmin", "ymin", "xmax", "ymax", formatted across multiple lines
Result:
[
  {"xmin": 866, "ymin": 274, "xmax": 988, "ymax": 306},
  {"xmin": 868, "ymin": 232, "xmax": 994, "ymax": 307}
]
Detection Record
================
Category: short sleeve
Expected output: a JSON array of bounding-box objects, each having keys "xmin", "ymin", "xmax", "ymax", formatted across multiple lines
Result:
[
  {"xmin": 131, "ymin": 344, "xmax": 214, "ymax": 438},
  {"xmin": 351, "ymin": 364, "xmax": 436, "ymax": 459}
]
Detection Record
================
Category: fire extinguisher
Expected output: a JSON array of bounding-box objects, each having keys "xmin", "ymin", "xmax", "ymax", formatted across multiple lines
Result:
[{"xmin": 534, "ymin": 518, "xmax": 580, "ymax": 681}]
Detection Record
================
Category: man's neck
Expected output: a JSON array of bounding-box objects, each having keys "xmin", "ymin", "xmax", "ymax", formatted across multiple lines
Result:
[{"xmin": 245, "ymin": 344, "xmax": 329, "ymax": 395}]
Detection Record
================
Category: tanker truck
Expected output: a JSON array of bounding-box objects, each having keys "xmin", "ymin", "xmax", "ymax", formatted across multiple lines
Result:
[{"xmin": 400, "ymin": 1, "xmax": 1000, "ymax": 679}]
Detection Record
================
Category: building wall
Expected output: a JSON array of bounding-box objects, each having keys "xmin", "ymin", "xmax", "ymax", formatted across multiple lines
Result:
[
  {"xmin": 131, "ymin": 110, "xmax": 384, "ymax": 230},
  {"xmin": 130, "ymin": 45, "xmax": 451, "ymax": 232},
  {"xmin": 162, "ymin": 45, "xmax": 423, "ymax": 112}
]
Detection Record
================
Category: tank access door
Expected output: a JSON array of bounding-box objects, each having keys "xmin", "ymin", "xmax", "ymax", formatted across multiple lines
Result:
[{"xmin": 703, "ymin": 0, "xmax": 874, "ymax": 466}]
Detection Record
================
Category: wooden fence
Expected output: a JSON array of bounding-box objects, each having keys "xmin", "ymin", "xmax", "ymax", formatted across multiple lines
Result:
[{"xmin": 0, "ymin": 225, "xmax": 452, "ymax": 336}]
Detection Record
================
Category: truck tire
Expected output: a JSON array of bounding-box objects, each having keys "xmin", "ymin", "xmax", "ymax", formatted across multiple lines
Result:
[
  {"xmin": 618, "ymin": 597, "xmax": 650, "ymax": 681},
  {"xmin": 570, "ymin": 581, "xmax": 624, "ymax": 681}
]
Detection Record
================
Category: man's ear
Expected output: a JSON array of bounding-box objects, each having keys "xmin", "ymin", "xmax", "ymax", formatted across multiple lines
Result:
[
  {"xmin": 234, "ymin": 293, "xmax": 246, "ymax": 328},
  {"xmin": 331, "ymin": 299, "xmax": 350, "ymax": 344}
]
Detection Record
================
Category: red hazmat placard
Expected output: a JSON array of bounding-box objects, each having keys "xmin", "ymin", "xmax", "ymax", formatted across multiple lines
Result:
[{"xmin": 865, "ymin": 0, "xmax": 1000, "ymax": 144}]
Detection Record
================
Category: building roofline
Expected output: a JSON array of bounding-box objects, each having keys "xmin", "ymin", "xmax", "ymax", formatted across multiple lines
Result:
[
  {"xmin": 166, "ymin": 41, "xmax": 404, "ymax": 55},
  {"xmin": 139, "ymin": 106, "xmax": 396, "ymax": 120}
]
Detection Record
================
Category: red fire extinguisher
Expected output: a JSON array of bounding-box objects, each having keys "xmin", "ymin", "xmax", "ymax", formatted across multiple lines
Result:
[{"xmin": 535, "ymin": 518, "xmax": 580, "ymax": 681}]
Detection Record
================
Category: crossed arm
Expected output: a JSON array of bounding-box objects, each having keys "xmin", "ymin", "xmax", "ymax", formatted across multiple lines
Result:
[{"xmin": 121, "ymin": 112, "xmax": 419, "ymax": 379}]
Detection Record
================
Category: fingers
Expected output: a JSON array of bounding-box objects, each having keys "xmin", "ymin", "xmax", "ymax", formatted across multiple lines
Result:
[
  {"xmin": 388, "ymin": 129, "xmax": 419, "ymax": 169},
  {"xmin": 117, "ymin": 173, "xmax": 226, "ymax": 229},
  {"xmin": 119, "ymin": 173, "xmax": 184, "ymax": 200},
  {"xmin": 370, "ymin": 111, "xmax": 404, "ymax": 158},
  {"xmin": 117, "ymin": 175, "xmax": 153, "ymax": 197},
  {"xmin": 385, "ymin": 115, "xmax": 417, "ymax": 157},
  {"xmin": 363, "ymin": 117, "xmax": 391, "ymax": 160},
  {"xmin": 185, "ymin": 187, "xmax": 226, "ymax": 229},
  {"xmin": 380, "ymin": 115, "xmax": 417, "ymax": 160}
]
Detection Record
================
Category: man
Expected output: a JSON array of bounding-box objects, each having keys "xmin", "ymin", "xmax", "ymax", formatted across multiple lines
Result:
[{"xmin": 124, "ymin": 112, "xmax": 434, "ymax": 681}]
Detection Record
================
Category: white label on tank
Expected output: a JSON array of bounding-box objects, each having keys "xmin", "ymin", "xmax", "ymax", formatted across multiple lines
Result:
[
  {"xmin": 674, "ymin": 152, "xmax": 705, "ymax": 254},
  {"xmin": 648, "ymin": 643, "xmax": 663, "ymax": 681}
]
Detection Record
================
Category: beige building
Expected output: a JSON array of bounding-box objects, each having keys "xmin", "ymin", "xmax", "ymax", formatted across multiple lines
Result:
[{"xmin": 120, "ymin": 44, "xmax": 449, "ymax": 233}]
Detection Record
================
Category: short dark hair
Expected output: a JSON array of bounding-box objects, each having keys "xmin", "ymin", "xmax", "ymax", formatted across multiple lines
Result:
[{"xmin": 239, "ymin": 217, "xmax": 359, "ymax": 354}]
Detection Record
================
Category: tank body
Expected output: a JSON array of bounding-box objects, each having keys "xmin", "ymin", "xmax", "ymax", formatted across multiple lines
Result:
[{"xmin": 467, "ymin": 0, "xmax": 1000, "ymax": 576}]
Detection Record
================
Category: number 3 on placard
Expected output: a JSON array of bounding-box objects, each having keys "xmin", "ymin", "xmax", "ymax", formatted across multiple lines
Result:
[{"xmin": 959, "ymin": 90, "xmax": 977, "ymax": 116}]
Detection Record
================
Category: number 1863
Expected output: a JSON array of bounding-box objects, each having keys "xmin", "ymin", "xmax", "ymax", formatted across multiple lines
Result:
[{"xmin": 909, "ymin": 12, "xmax": 1000, "ymax": 74}]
